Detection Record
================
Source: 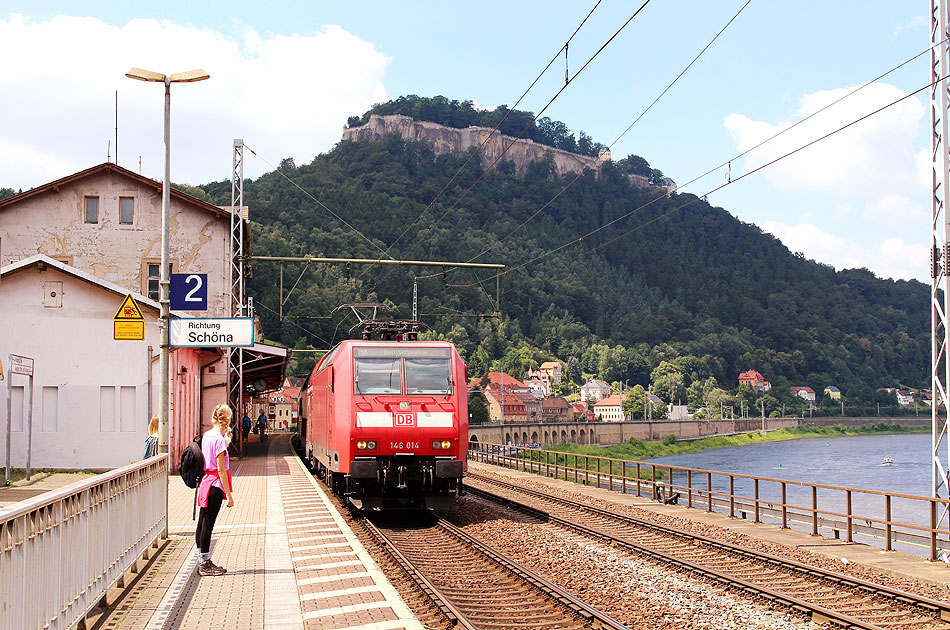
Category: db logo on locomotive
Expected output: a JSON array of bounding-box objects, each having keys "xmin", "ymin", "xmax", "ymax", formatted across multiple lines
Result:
[{"xmin": 394, "ymin": 411, "xmax": 416, "ymax": 427}]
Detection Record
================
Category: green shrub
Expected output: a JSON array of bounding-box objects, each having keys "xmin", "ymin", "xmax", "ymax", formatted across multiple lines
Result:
[{"xmin": 662, "ymin": 434, "xmax": 678, "ymax": 446}]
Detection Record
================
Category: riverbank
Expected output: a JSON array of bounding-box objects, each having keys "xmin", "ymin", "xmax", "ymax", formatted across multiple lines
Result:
[{"xmin": 552, "ymin": 422, "xmax": 928, "ymax": 461}]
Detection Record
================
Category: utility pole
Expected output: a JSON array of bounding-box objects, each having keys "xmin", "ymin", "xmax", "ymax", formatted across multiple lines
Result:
[{"xmin": 931, "ymin": 0, "xmax": 950, "ymax": 532}]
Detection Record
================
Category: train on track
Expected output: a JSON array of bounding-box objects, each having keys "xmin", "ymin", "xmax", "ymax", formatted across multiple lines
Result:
[{"xmin": 296, "ymin": 320, "xmax": 467, "ymax": 510}]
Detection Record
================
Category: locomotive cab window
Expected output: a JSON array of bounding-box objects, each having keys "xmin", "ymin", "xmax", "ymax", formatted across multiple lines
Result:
[
  {"xmin": 354, "ymin": 357, "xmax": 401, "ymax": 395},
  {"xmin": 353, "ymin": 347, "xmax": 452, "ymax": 396},
  {"xmin": 405, "ymin": 358, "xmax": 452, "ymax": 395}
]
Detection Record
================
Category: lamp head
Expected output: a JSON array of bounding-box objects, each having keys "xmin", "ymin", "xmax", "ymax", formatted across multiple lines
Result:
[{"xmin": 125, "ymin": 67, "xmax": 166, "ymax": 82}]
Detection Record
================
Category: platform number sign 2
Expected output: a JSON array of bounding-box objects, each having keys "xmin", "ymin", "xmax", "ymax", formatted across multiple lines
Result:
[{"xmin": 170, "ymin": 273, "xmax": 208, "ymax": 311}]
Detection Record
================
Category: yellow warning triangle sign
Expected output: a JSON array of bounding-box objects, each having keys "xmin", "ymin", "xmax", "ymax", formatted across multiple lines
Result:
[{"xmin": 114, "ymin": 294, "xmax": 145, "ymax": 321}]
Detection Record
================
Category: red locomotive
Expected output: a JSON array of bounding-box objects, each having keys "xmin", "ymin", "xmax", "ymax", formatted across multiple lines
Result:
[{"xmin": 298, "ymin": 321, "xmax": 467, "ymax": 509}]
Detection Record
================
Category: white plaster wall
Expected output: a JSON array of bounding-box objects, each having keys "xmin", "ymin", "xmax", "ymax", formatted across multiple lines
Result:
[
  {"xmin": 0, "ymin": 266, "xmax": 159, "ymax": 469},
  {"xmin": 0, "ymin": 170, "xmax": 231, "ymax": 317}
]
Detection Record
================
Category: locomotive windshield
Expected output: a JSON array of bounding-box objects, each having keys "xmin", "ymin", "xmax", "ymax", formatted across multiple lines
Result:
[
  {"xmin": 354, "ymin": 357, "xmax": 401, "ymax": 395},
  {"xmin": 353, "ymin": 347, "xmax": 453, "ymax": 396}
]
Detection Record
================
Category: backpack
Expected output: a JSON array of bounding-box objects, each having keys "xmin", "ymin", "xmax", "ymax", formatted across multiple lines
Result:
[{"xmin": 179, "ymin": 435, "xmax": 204, "ymax": 489}]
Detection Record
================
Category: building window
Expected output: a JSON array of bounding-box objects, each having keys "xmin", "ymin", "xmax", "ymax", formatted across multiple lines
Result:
[
  {"xmin": 120, "ymin": 197, "xmax": 134, "ymax": 224},
  {"xmin": 84, "ymin": 196, "xmax": 99, "ymax": 223},
  {"xmin": 143, "ymin": 260, "xmax": 174, "ymax": 301},
  {"xmin": 146, "ymin": 263, "xmax": 160, "ymax": 301}
]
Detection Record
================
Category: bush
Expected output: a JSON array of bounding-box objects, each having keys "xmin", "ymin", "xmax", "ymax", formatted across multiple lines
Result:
[{"xmin": 662, "ymin": 434, "xmax": 678, "ymax": 446}]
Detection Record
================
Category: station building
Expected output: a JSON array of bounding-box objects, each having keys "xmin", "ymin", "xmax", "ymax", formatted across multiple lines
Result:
[{"xmin": 0, "ymin": 162, "xmax": 287, "ymax": 470}]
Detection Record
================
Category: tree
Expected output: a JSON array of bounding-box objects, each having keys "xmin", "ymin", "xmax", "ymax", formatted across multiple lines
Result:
[
  {"xmin": 687, "ymin": 376, "xmax": 719, "ymax": 409},
  {"xmin": 491, "ymin": 346, "xmax": 537, "ymax": 379},
  {"xmin": 623, "ymin": 384, "xmax": 646, "ymax": 419},
  {"xmin": 566, "ymin": 356, "xmax": 583, "ymax": 384},
  {"xmin": 468, "ymin": 392, "xmax": 490, "ymax": 425},
  {"xmin": 706, "ymin": 388, "xmax": 734, "ymax": 419},
  {"xmin": 651, "ymin": 361, "xmax": 686, "ymax": 404}
]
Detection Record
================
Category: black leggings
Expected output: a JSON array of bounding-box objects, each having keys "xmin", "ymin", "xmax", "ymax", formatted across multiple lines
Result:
[{"xmin": 196, "ymin": 485, "xmax": 225, "ymax": 554}]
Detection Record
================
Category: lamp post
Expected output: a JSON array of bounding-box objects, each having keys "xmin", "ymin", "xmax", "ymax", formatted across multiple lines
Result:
[{"xmin": 125, "ymin": 67, "xmax": 209, "ymax": 454}]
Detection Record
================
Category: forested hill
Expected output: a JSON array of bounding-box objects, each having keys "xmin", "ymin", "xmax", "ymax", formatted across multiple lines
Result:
[{"xmin": 198, "ymin": 103, "xmax": 929, "ymax": 412}]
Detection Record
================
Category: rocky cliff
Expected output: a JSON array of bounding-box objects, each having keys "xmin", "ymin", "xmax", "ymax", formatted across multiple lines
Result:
[{"xmin": 342, "ymin": 114, "xmax": 604, "ymax": 179}]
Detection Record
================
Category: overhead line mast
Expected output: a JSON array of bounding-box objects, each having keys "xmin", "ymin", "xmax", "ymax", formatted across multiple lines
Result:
[{"xmin": 931, "ymin": 0, "xmax": 950, "ymax": 538}]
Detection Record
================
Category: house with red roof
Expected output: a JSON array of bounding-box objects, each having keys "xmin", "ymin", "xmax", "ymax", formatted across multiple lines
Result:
[
  {"xmin": 592, "ymin": 394, "xmax": 625, "ymax": 421},
  {"xmin": 541, "ymin": 397, "xmax": 570, "ymax": 423},
  {"xmin": 738, "ymin": 370, "xmax": 771, "ymax": 392}
]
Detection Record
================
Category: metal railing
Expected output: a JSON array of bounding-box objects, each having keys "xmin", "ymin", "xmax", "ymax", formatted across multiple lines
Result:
[
  {"xmin": 468, "ymin": 443, "xmax": 950, "ymax": 561},
  {"xmin": 0, "ymin": 455, "xmax": 168, "ymax": 630}
]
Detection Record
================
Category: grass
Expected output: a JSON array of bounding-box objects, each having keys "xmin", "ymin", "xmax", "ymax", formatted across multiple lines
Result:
[
  {"xmin": 543, "ymin": 422, "xmax": 927, "ymax": 462},
  {"xmin": 487, "ymin": 423, "xmax": 929, "ymax": 481}
]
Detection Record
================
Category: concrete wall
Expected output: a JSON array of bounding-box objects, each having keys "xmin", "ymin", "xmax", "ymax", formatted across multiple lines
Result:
[
  {"xmin": 469, "ymin": 418, "xmax": 801, "ymax": 447},
  {"xmin": 0, "ymin": 169, "xmax": 232, "ymax": 317}
]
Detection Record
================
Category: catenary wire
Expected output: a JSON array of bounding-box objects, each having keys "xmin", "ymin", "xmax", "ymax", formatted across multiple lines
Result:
[
  {"xmin": 364, "ymin": 0, "xmax": 605, "ymax": 269},
  {"xmin": 242, "ymin": 143, "xmax": 392, "ymax": 259},
  {"xmin": 254, "ymin": 299, "xmax": 333, "ymax": 347},
  {"xmin": 366, "ymin": 0, "xmax": 654, "ymax": 296},
  {"xmin": 459, "ymin": 36, "xmax": 942, "ymax": 273},
  {"xmin": 452, "ymin": 76, "xmax": 940, "ymax": 288},
  {"xmin": 462, "ymin": 0, "xmax": 753, "ymax": 266}
]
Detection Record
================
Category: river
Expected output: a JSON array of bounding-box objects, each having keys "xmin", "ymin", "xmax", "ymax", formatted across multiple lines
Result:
[
  {"xmin": 643, "ymin": 432, "xmax": 931, "ymax": 497},
  {"xmin": 639, "ymin": 432, "xmax": 942, "ymax": 557}
]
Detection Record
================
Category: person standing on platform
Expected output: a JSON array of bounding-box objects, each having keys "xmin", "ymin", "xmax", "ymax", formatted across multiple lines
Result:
[
  {"xmin": 196, "ymin": 404, "xmax": 235, "ymax": 577},
  {"xmin": 143, "ymin": 415, "xmax": 159, "ymax": 459},
  {"xmin": 242, "ymin": 413, "xmax": 251, "ymax": 441},
  {"xmin": 256, "ymin": 411, "xmax": 267, "ymax": 440}
]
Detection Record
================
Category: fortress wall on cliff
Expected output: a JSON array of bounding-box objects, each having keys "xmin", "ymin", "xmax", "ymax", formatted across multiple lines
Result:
[{"xmin": 342, "ymin": 114, "xmax": 603, "ymax": 179}]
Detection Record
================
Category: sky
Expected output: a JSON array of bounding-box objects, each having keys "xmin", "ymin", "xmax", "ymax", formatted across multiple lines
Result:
[{"xmin": 0, "ymin": 2, "xmax": 936, "ymax": 282}]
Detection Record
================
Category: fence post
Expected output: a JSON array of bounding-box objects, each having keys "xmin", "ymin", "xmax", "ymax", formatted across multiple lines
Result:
[
  {"xmin": 846, "ymin": 490, "xmax": 853, "ymax": 542},
  {"xmin": 781, "ymin": 482, "xmax": 788, "ymax": 529},
  {"xmin": 754, "ymin": 478, "xmax": 760, "ymax": 523},
  {"xmin": 687, "ymin": 470, "xmax": 693, "ymax": 508},
  {"xmin": 932, "ymin": 500, "xmax": 938, "ymax": 561},
  {"xmin": 885, "ymin": 494, "xmax": 892, "ymax": 552},
  {"xmin": 729, "ymin": 476, "xmax": 735, "ymax": 518}
]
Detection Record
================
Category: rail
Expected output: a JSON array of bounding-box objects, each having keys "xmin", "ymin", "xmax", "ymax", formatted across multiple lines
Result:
[
  {"xmin": 0, "ymin": 455, "xmax": 169, "ymax": 630},
  {"xmin": 468, "ymin": 443, "xmax": 950, "ymax": 561}
]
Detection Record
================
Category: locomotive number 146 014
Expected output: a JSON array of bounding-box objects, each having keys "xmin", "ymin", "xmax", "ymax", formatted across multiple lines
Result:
[{"xmin": 390, "ymin": 442, "xmax": 420, "ymax": 450}]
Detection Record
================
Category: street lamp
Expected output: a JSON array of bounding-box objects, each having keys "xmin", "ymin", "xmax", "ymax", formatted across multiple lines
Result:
[{"xmin": 125, "ymin": 67, "xmax": 209, "ymax": 454}]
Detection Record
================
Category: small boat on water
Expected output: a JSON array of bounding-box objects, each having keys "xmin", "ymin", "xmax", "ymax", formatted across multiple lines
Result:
[{"xmin": 880, "ymin": 457, "xmax": 894, "ymax": 466}]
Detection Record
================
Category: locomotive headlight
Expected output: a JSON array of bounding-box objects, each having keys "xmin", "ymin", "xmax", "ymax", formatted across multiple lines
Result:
[
  {"xmin": 432, "ymin": 440, "xmax": 453, "ymax": 450},
  {"xmin": 357, "ymin": 440, "xmax": 377, "ymax": 450}
]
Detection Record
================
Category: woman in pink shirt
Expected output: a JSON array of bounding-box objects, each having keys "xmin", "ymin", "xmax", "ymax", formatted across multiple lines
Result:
[{"xmin": 195, "ymin": 404, "xmax": 235, "ymax": 576}]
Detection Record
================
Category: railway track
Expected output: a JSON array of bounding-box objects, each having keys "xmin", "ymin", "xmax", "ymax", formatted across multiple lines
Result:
[
  {"xmin": 355, "ymin": 511, "xmax": 630, "ymax": 630},
  {"xmin": 466, "ymin": 472, "xmax": 950, "ymax": 630}
]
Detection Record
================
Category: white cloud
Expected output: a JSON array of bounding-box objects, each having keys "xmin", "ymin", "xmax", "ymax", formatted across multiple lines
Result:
[
  {"xmin": 763, "ymin": 220, "xmax": 929, "ymax": 282},
  {"xmin": 724, "ymin": 83, "xmax": 927, "ymax": 223},
  {"xmin": 0, "ymin": 14, "xmax": 390, "ymax": 188},
  {"xmin": 890, "ymin": 15, "xmax": 928, "ymax": 40}
]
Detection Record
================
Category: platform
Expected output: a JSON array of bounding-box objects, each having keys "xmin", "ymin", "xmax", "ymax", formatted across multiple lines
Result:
[{"xmin": 88, "ymin": 434, "xmax": 423, "ymax": 630}]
